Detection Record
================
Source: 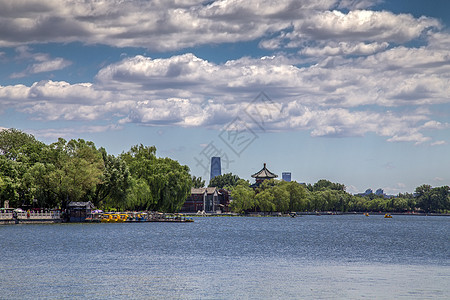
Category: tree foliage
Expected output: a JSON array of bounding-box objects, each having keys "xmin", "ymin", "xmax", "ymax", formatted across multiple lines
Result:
[
  {"xmin": 415, "ymin": 184, "xmax": 449, "ymax": 213},
  {"xmin": 192, "ymin": 176, "xmax": 205, "ymax": 188},
  {"xmin": 0, "ymin": 130, "xmax": 192, "ymax": 212},
  {"xmin": 228, "ymin": 178, "xmax": 449, "ymax": 214},
  {"xmin": 1, "ymin": 129, "xmax": 449, "ymax": 214},
  {"xmin": 121, "ymin": 144, "xmax": 192, "ymax": 212},
  {"xmin": 209, "ymin": 173, "xmax": 240, "ymax": 188}
]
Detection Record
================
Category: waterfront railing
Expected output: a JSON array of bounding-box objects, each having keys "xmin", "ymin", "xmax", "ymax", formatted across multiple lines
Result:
[{"xmin": 0, "ymin": 210, "xmax": 61, "ymax": 220}]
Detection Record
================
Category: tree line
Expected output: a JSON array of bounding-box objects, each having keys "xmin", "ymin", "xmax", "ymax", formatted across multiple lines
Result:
[
  {"xmin": 1, "ymin": 129, "xmax": 449, "ymax": 213},
  {"xmin": 213, "ymin": 174, "xmax": 450, "ymax": 214},
  {"xmin": 0, "ymin": 129, "xmax": 191, "ymax": 212}
]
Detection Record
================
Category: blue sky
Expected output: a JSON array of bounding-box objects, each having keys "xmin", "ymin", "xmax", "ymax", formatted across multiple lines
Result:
[{"xmin": 1, "ymin": 0, "xmax": 450, "ymax": 194}]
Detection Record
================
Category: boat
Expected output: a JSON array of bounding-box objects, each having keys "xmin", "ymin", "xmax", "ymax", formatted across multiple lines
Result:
[
  {"xmin": 117, "ymin": 213, "xmax": 129, "ymax": 222},
  {"xmin": 85, "ymin": 212, "xmax": 102, "ymax": 222},
  {"xmin": 97, "ymin": 212, "xmax": 193, "ymax": 223},
  {"xmin": 101, "ymin": 213, "xmax": 114, "ymax": 223},
  {"xmin": 384, "ymin": 213, "xmax": 392, "ymax": 218},
  {"xmin": 364, "ymin": 213, "xmax": 369, "ymax": 217}
]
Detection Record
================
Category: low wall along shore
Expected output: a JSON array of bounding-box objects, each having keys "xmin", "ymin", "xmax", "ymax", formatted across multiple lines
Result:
[{"xmin": 0, "ymin": 210, "xmax": 61, "ymax": 224}]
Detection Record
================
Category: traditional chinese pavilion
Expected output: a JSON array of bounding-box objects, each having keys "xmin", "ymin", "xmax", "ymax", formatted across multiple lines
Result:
[{"xmin": 251, "ymin": 163, "xmax": 278, "ymax": 186}]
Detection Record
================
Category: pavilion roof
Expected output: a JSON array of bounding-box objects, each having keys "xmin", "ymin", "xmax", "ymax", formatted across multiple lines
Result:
[{"xmin": 251, "ymin": 163, "xmax": 278, "ymax": 179}]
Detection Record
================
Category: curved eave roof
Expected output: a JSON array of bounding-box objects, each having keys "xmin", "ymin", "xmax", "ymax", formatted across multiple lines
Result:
[{"xmin": 251, "ymin": 164, "xmax": 278, "ymax": 179}]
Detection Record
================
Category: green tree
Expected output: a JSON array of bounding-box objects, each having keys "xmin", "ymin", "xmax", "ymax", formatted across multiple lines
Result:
[
  {"xmin": 415, "ymin": 184, "xmax": 433, "ymax": 212},
  {"xmin": 270, "ymin": 182, "xmax": 290, "ymax": 212},
  {"xmin": 284, "ymin": 181, "xmax": 309, "ymax": 212},
  {"xmin": 229, "ymin": 182, "xmax": 255, "ymax": 213},
  {"xmin": 0, "ymin": 155, "xmax": 20, "ymax": 207},
  {"xmin": 24, "ymin": 162, "xmax": 59, "ymax": 208},
  {"xmin": 122, "ymin": 177, "xmax": 153, "ymax": 211},
  {"xmin": 417, "ymin": 185, "xmax": 450, "ymax": 212},
  {"xmin": 121, "ymin": 144, "xmax": 192, "ymax": 212},
  {"xmin": 255, "ymin": 189, "xmax": 275, "ymax": 213},
  {"xmin": 88, "ymin": 148, "xmax": 131, "ymax": 208},
  {"xmin": 192, "ymin": 176, "xmax": 205, "ymax": 188},
  {"xmin": 209, "ymin": 173, "xmax": 240, "ymax": 188},
  {"xmin": 0, "ymin": 128, "xmax": 44, "ymax": 160},
  {"xmin": 32, "ymin": 138, "xmax": 105, "ymax": 209},
  {"xmin": 310, "ymin": 179, "xmax": 346, "ymax": 192}
]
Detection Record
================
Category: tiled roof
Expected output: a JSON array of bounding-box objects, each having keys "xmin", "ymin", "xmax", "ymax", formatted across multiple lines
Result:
[
  {"xmin": 68, "ymin": 201, "xmax": 94, "ymax": 208},
  {"xmin": 251, "ymin": 163, "xmax": 278, "ymax": 178},
  {"xmin": 191, "ymin": 187, "xmax": 218, "ymax": 195},
  {"xmin": 191, "ymin": 188, "xmax": 207, "ymax": 194}
]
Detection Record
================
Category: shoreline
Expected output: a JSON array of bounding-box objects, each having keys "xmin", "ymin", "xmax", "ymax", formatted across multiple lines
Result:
[
  {"xmin": 2, "ymin": 211, "xmax": 448, "ymax": 225},
  {"xmin": 181, "ymin": 211, "xmax": 450, "ymax": 217}
]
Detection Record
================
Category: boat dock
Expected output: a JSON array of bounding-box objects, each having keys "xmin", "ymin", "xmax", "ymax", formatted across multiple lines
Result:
[{"xmin": 86, "ymin": 211, "xmax": 194, "ymax": 223}]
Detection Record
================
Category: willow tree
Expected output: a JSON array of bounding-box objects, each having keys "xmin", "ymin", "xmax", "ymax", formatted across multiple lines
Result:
[
  {"xmin": 34, "ymin": 138, "xmax": 105, "ymax": 208},
  {"xmin": 121, "ymin": 144, "xmax": 192, "ymax": 212},
  {"xmin": 89, "ymin": 148, "xmax": 131, "ymax": 209},
  {"xmin": 229, "ymin": 182, "xmax": 255, "ymax": 213}
]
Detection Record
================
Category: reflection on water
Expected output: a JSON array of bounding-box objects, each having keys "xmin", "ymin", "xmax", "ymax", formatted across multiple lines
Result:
[{"xmin": 1, "ymin": 215, "xmax": 449, "ymax": 299}]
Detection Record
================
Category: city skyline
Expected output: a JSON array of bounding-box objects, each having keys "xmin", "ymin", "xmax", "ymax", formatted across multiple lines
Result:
[{"xmin": 1, "ymin": 0, "xmax": 450, "ymax": 195}]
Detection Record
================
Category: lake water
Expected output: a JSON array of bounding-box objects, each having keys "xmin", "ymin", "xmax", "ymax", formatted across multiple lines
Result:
[{"xmin": 1, "ymin": 215, "xmax": 449, "ymax": 299}]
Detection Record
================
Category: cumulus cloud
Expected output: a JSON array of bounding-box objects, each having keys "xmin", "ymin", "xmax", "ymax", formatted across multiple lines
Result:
[
  {"xmin": 431, "ymin": 140, "xmax": 446, "ymax": 146},
  {"xmin": 300, "ymin": 10, "xmax": 438, "ymax": 43},
  {"xmin": 9, "ymin": 46, "xmax": 72, "ymax": 78},
  {"xmin": 300, "ymin": 42, "xmax": 389, "ymax": 56},
  {"xmin": 261, "ymin": 9, "xmax": 440, "ymax": 57},
  {"xmin": 0, "ymin": 1, "xmax": 448, "ymax": 146},
  {"xmin": 1, "ymin": 51, "xmax": 448, "ymax": 144},
  {"xmin": 0, "ymin": 0, "xmax": 316, "ymax": 50},
  {"xmin": 28, "ymin": 124, "xmax": 123, "ymax": 141},
  {"xmin": 0, "ymin": 1, "xmax": 439, "ymax": 53}
]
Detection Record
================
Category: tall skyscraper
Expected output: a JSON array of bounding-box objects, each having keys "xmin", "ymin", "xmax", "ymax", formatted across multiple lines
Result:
[
  {"xmin": 210, "ymin": 157, "xmax": 221, "ymax": 181},
  {"xmin": 282, "ymin": 172, "xmax": 291, "ymax": 182}
]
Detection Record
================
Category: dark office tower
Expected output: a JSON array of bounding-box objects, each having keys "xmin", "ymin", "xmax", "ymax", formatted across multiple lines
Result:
[
  {"xmin": 282, "ymin": 172, "xmax": 291, "ymax": 182},
  {"xmin": 210, "ymin": 157, "xmax": 221, "ymax": 181}
]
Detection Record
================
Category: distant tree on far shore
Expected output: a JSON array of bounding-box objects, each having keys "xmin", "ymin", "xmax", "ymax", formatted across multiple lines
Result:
[
  {"xmin": 209, "ymin": 173, "xmax": 240, "ymax": 188},
  {"xmin": 192, "ymin": 176, "xmax": 205, "ymax": 188},
  {"xmin": 308, "ymin": 179, "xmax": 345, "ymax": 192}
]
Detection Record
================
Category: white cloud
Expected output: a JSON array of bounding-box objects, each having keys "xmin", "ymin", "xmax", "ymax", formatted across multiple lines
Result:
[
  {"xmin": 28, "ymin": 124, "xmax": 123, "ymax": 141},
  {"xmin": 300, "ymin": 42, "xmax": 389, "ymax": 56},
  {"xmin": 261, "ymin": 9, "xmax": 440, "ymax": 52},
  {"xmin": 28, "ymin": 57, "xmax": 71, "ymax": 74},
  {"xmin": 0, "ymin": 1, "xmax": 440, "ymax": 53},
  {"xmin": 421, "ymin": 121, "xmax": 449, "ymax": 130},
  {"xmin": 383, "ymin": 182, "xmax": 408, "ymax": 195},
  {"xmin": 427, "ymin": 32, "xmax": 450, "ymax": 50},
  {"xmin": 10, "ymin": 47, "xmax": 72, "ymax": 78},
  {"xmin": 302, "ymin": 10, "xmax": 438, "ymax": 42},
  {"xmin": 0, "ymin": 0, "xmax": 310, "ymax": 50},
  {"xmin": 431, "ymin": 140, "xmax": 446, "ymax": 146},
  {"xmin": 1, "ymin": 45, "xmax": 449, "ymax": 145}
]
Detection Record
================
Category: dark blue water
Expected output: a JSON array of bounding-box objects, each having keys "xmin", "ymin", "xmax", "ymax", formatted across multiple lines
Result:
[{"xmin": 1, "ymin": 215, "xmax": 449, "ymax": 299}]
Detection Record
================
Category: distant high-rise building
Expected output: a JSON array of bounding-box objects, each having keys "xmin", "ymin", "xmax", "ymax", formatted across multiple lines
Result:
[
  {"xmin": 375, "ymin": 189, "xmax": 384, "ymax": 196},
  {"xmin": 210, "ymin": 157, "xmax": 221, "ymax": 181},
  {"xmin": 282, "ymin": 172, "xmax": 291, "ymax": 182}
]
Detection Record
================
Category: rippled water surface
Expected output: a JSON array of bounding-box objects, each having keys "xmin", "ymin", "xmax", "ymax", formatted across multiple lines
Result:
[{"xmin": 1, "ymin": 215, "xmax": 449, "ymax": 299}]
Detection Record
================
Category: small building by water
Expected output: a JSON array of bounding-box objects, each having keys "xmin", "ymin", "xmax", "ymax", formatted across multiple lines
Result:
[
  {"xmin": 182, "ymin": 187, "xmax": 230, "ymax": 213},
  {"xmin": 68, "ymin": 201, "xmax": 94, "ymax": 222}
]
